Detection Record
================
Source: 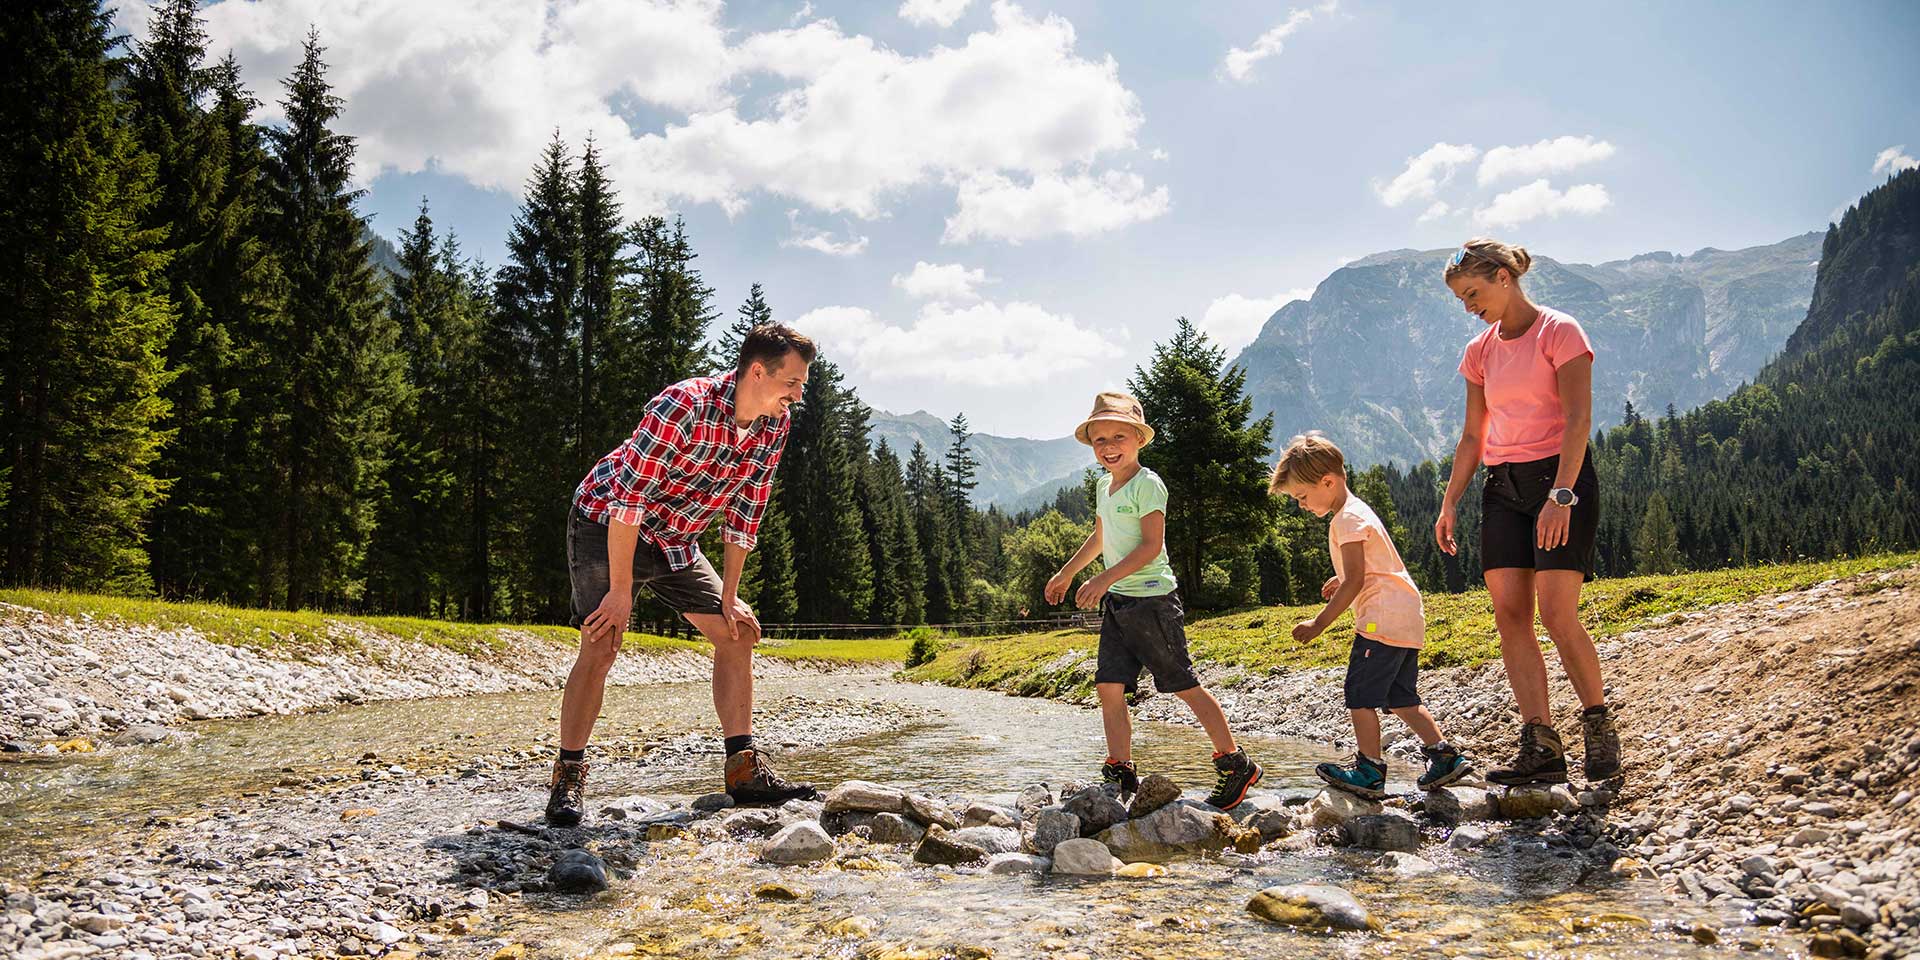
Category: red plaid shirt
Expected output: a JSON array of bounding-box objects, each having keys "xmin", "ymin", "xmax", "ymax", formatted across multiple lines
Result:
[{"xmin": 573, "ymin": 371, "xmax": 790, "ymax": 570}]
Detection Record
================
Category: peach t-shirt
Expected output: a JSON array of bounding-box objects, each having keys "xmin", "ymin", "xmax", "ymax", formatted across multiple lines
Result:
[
  {"xmin": 1329, "ymin": 495, "xmax": 1425, "ymax": 649},
  {"xmin": 1458, "ymin": 307, "xmax": 1595, "ymax": 465}
]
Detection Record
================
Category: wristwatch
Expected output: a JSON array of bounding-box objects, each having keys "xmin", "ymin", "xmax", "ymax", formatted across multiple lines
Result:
[{"xmin": 1549, "ymin": 487, "xmax": 1579, "ymax": 507}]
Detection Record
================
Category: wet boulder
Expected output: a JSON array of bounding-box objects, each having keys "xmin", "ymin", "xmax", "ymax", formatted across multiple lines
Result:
[
  {"xmin": 1015, "ymin": 783, "xmax": 1057, "ymax": 821},
  {"xmin": 821, "ymin": 809, "xmax": 886, "ymax": 837},
  {"xmin": 1342, "ymin": 812, "xmax": 1421, "ymax": 853},
  {"xmin": 867, "ymin": 813, "xmax": 926, "ymax": 845},
  {"xmin": 1227, "ymin": 794, "xmax": 1294, "ymax": 841},
  {"xmin": 1306, "ymin": 789, "xmax": 1382, "ymax": 829},
  {"xmin": 986, "ymin": 852, "xmax": 1050, "ymax": 875},
  {"xmin": 720, "ymin": 808, "xmax": 785, "ymax": 838},
  {"xmin": 1424, "ymin": 786, "xmax": 1496, "ymax": 825},
  {"xmin": 950, "ymin": 825, "xmax": 1021, "ymax": 855},
  {"xmin": 1497, "ymin": 785, "xmax": 1577, "ymax": 820},
  {"xmin": 1051, "ymin": 838, "xmax": 1121, "ymax": 876},
  {"xmin": 824, "ymin": 780, "xmax": 905, "ymax": 815},
  {"xmin": 1097, "ymin": 800, "xmax": 1237, "ymax": 862},
  {"xmin": 761, "ymin": 821, "xmax": 835, "ymax": 865},
  {"xmin": 913, "ymin": 824, "xmax": 989, "ymax": 866},
  {"xmin": 901, "ymin": 793, "xmax": 961, "ymax": 830},
  {"xmin": 1128, "ymin": 774, "xmax": 1182, "ymax": 819},
  {"xmin": 548, "ymin": 850, "xmax": 609, "ymax": 894},
  {"xmin": 1246, "ymin": 883, "xmax": 1379, "ymax": 932},
  {"xmin": 962, "ymin": 802, "xmax": 1019, "ymax": 828},
  {"xmin": 1063, "ymin": 785, "xmax": 1129, "ymax": 836},
  {"xmin": 1029, "ymin": 807, "xmax": 1081, "ymax": 856}
]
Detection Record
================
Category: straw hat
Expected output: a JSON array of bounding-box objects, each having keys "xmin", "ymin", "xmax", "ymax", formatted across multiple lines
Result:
[{"xmin": 1073, "ymin": 391, "xmax": 1155, "ymax": 446}]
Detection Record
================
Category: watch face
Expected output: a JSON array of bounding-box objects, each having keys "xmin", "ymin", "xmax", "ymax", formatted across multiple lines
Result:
[{"xmin": 1553, "ymin": 490, "xmax": 1573, "ymax": 505}]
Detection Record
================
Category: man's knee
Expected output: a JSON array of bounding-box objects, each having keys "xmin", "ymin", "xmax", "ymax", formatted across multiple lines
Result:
[{"xmin": 574, "ymin": 638, "xmax": 619, "ymax": 675}]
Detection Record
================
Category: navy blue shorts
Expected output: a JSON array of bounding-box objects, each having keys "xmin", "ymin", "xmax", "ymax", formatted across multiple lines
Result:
[
  {"xmin": 1344, "ymin": 634, "xmax": 1421, "ymax": 710},
  {"xmin": 1096, "ymin": 592, "xmax": 1200, "ymax": 695}
]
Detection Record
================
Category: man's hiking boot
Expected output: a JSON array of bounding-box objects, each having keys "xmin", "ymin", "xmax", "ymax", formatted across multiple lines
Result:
[
  {"xmin": 1204, "ymin": 748, "xmax": 1263, "ymax": 810},
  {"xmin": 1486, "ymin": 722, "xmax": 1569, "ymax": 787},
  {"xmin": 545, "ymin": 758, "xmax": 588, "ymax": 827},
  {"xmin": 724, "ymin": 749, "xmax": 820, "ymax": 805},
  {"xmin": 1316, "ymin": 753, "xmax": 1386, "ymax": 800},
  {"xmin": 1100, "ymin": 759, "xmax": 1140, "ymax": 797},
  {"xmin": 1580, "ymin": 704, "xmax": 1622, "ymax": 780},
  {"xmin": 1416, "ymin": 742, "xmax": 1473, "ymax": 790}
]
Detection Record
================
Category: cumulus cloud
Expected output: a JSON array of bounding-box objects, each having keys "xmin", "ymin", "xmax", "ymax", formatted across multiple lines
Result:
[
  {"xmin": 1418, "ymin": 201, "xmax": 1452, "ymax": 222},
  {"xmin": 111, "ymin": 0, "xmax": 1161, "ymax": 241},
  {"xmin": 794, "ymin": 300, "xmax": 1124, "ymax": 387},
  {"xmin": 1476, "ymin": 135, "xmax": 1616, "ymax": 186},
  {"xmin": 1473, "ymin": 179, "xmax": 1611, "ymax": 228},
  {"xmin": 944, "ymin": 169, "xmax": 1170, "ymax": 243},
  {"xmin": 893, "ymin": 261, "xmax": 992, "ymax": 302},
  {"xmin": 1199, "ymin": 290, "xmax": 1313, "ymax": 354},
  {"xmin": 782, "ymin": 212, "xmax": 869, "ymax": 256},
  {"xmin": 1220, "ymin": 1, "xmax": 1337, "ymax": 84},
  {"xmin": 898, "ymin": 0, "xmax": 972, "ymax": 27},
  {"xmin": 1873, "ymin": 145, "xmax": 1918, "ymax": 177},
  {"xmin": 1375, "ymin": 142, "xmax": 1479, "ymax": 208}
]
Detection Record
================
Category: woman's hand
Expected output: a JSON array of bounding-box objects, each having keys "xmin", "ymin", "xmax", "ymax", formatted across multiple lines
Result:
[
  {"xmin": 1434, "ymin": 503, "xmax": 1458, "ymax": 556},
  {"xmin": 1536, "ymin": 501, "xmax": 1571, "ymax": 550}
]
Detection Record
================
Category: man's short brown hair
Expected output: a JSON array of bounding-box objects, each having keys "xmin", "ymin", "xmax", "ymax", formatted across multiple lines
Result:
[
  {"xmin": 1268, "ymin": 431, "xmax": 1346, "ymax": 494},
  {"xmin": 737, "ymin": 323, "xmax": 817, "ymax": 375}
]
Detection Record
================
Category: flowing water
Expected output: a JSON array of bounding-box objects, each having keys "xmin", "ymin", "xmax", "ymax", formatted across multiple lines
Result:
[{"xmin": 1, "ymin": 675, "xmax": 1796, "ymax": 958}]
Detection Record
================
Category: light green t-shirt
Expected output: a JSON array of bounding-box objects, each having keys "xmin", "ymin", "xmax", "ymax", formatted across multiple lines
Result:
[{"xmin": 1096, "ymin": 467, "xmax": 1178, "ymax": 597}]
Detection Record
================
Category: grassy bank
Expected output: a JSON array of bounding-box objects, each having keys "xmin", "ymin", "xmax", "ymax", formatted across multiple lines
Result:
[
  {"xmin": 902, "ymin": 552, "xmax": 1920, "ymax": 699},
  {"xmin": 0, "ymin": 588, "xmax": 909, "ymax": 664}
]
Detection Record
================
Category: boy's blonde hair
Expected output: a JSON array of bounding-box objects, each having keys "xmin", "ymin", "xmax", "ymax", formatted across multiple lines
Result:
[{"xmin": 1269, "ymin": 431, "xmax": 1345, "ymax": 493}]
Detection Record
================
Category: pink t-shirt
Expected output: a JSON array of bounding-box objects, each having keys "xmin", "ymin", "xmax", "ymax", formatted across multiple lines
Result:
[
  {"xmin": 1458, "ymin": 306, "xmax": 1594, "ymax": 465},
  {"xmin": 1329, "ymin": 495, "xmax": 1425, "ymax": 649}
]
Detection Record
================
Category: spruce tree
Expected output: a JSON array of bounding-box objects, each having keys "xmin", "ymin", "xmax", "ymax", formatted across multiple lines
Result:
[
  {"xmin": 1253, "ymin": 533, "xmax": 1292, "ymax": 605},
  {"xmin": 778, "ymin": 361, "xmax": 873, "ymax": 622},
  {"xmin": 717, "ymin": 282, "xmax": 772, "ymax": 364},
  {"xmin": 906, "ymin": 442, "xmax": 954, "ymax": 622},
  {"xmin": 942, "ymin": 414, "xmax": 979, "ymax": 616},
  {"xmin": 574, "ymin": 138, "xmax": 624, "ymax": 457},
  {"xmin": 1634, "ymin": 492, "xmax": 1682, "ymax": 574}
]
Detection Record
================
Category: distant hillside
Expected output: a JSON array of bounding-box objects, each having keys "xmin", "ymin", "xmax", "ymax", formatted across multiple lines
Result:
[
  {"xmin": 1231, "ymin": 232, "xmax": 1822, "ymax": 466},
  {"xmin": 866, "ymin": 409, "xmax": 1088, "ymax": 509}
]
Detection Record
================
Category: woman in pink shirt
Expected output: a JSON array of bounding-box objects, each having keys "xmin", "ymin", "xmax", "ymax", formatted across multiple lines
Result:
[{"xmin": 1433, "ymin": 238, "xmax": 1621, "ymax": 788}]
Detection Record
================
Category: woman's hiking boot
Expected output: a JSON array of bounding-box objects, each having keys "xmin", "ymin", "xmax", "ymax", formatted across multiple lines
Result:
[
  {"xmin": 1315, "ymin": 753, "xmax": 1387, "ymax": 800},
  {"xmin": 1204, "ymin": 749, "xmax": 1264, "ymax": 810},
  {"xmin": 1100, "ymin": 759, "xmax": 1140, "ymax": 798},
  {"xmin": 724, "ymin": 749, "xmax": 820, "ymax": 805},
  {"xmin": 545, "ymin": 758, "xmax": 589, "ymax": 827},
  {"xmin": 1416, "ymin": 742, "xmax": 1473, "ymax": 790},
  {"xmin": 1581, "ymin": 704, "xmax": 1622, "ymax": 779},
  {"xmin": 1486, "ymin": 722, "xmax": 1568, "ymax": 786}
]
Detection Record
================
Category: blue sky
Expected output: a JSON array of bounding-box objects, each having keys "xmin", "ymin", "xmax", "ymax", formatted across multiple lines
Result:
[{"xmin": 115, "ymin": 0, "xmax": 1920, "ymax": 437}]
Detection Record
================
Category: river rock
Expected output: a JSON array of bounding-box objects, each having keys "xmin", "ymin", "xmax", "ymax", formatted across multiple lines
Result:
[
  {"xmin": 1128, "ymin": 774, "xmax": 1182, "ymax": 819},
  {"xmin": 1015, "ymin": 783, "xmax": 1057, "ymax": 821},
  {"xmin": 761, "ymin": 822, "xmax": 835, "ymax": 865},
  {"xmin": 1424, "ymin": 786, "xmax": 1496, "ymax": 825},
  {"xmin": 1063, "ymin": 785, "xmax": 1129, "ymax": 836},
  {"xmin": 1246, "ymin": 883, "xmax": 1379, "ymax": 932},
  {"xmin": 548, "ymin": 850, "xmax": 609, "ymax": 894},
  {"xmin": 1097, "ymin": 801, "xmax": 1235, "ymax": 862},
  {"xmin": 1342, "ymin": 812, "xmax": 1421, "ymax": 853},
  {"xmin": 822, "ymin": 809, "xmax": 885, "ymax": 837},
  {"xmin": 1307, "ymin": 789, "xmax": 1382, "ymax": 829},
  {"xmin": 824, "ymin": 780, "xmax": 905, "ymax": 815},
  {"xmin": 1497, "ymin": 785, "xmax": 1577, "ymax": 819},
  {"xmin": 721, "ymin": 808, "xmax": 785, "ymax": 837},
  {"xmin": 1447, "ymin": 824, "xmax": 1490, "ymax": 850},
  {"xmin": 1379, "ymin": 851, "xmax": 1441, "ymax": 877},
  {"xmin": 1051, "ymin": 838, "xmax": 1121, "ymax": 875},
  {"xmin": 1030, "ymin": 807, "xmax": 1080, "ymax": 855},
  {"xmin": 867, "ymin": 812, "xmax": 926, "ymax": 845},
  {"xmin": 986, "ymin": 852, "xmax": 1050, "ymax": 874},
  {"xmin": 901, "ymin": 792, "xmax": 960, "ymax": 829},
  {"xmin": 913, "ymin": 825, "xmax": 989, "ymax": 866},
  {"xmin": 109, "ymin": 723, "xmax": 174, "ymax": 746},
  {"xmin": 1227, "ymin": 794, "xmax": 1294, "ymax": 841},
  {"xmin": 962, "ymin": 802, "xmax": 1018, "ymax": 828},
  {"xmin": 951, "ymin": 825, "xmax": 1021, "ymax": 854},
  {"xmin": 691, "ymin": 792, "xmax": 735, "ymax": 812}
]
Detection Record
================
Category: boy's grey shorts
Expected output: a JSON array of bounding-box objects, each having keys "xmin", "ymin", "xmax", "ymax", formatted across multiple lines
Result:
[
  {"xmin": 567, "ymin": 508, "xmax": 725, "ymax": 627},
  {"xmin": 1096, "ymin": 592, "xmax": 1200, "ymax": 695}
]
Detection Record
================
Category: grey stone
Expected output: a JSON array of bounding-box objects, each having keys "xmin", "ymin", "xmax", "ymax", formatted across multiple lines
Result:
[
  {"xmin": 901, "ymin": 793, "xmax": 960, "ymax": 829},
  {"xmin": 1097, "ymin": 800, "xmax": 1235, "ymax": 862},
  {"xmin": 913, "ymin": 825, "xmax": 988, "ymax": 866},
  {"xmin": 1226, "ymin": 794, "xmax": 1293, "ymax": 841},
  {"xmin": 824, "ymin": 780, "xmax": 905, "ymax": 815},
  {"xmin": 691, "ymin": 792, "xmax": 735, "ymax": 812},
  {"xmin": 1127, "ymin": 774, "xmax": 1182, "ymax": 819},
  {"xmin": 761, "ymin": 821, "xmax": 835, "ymax": 865},
  {"xmin": 1050, "ymin": 838, "xmax": 1120, "ymax": 875},
  {"xmin": 548, "ymin": 850, "xmax": 609, "ymax": 894},
  {"xmin": 821, "ymin": 809, "xmax": 885, "ymax": 837},
  {"xmin": 949, "ymin": 825, "xmax": 1021, "ymax": 855},
  {"xmin": 1030, "ymin": 807, "xmax": 1081, "ymax": 856},
  {"xmin": 1447, "ymin": 824, "xmax": 1490, "ymax": 850},
  {"xmin": 1063, "ymin": 785, "xmax": 1129, "ymax": 836},
  {"xmin": 1424, "ymin": 786, "xmax": 1496, "ymax": 825},
  {"xmin": 867, "ymin": 813, "xmax": 926, "ymax": 845},
  {"xmin": 985, "ymin": 852, "xmax": 1050, "ymax": 874},
  {"xmin": 110, "ymin": 724, "xmax": 174, "ymax": 746},
  {"xmin": 1306, "ymin": 789, "xmax": 1382, "ymax": 829},
  {"xmin": 720, "ymin": 808, "xmax": 785, "ymax": 838},
  {"xmin": 1015, "ymin": 783, "xmax": 1056, "ymax": 821},
  {"xmin": 1378, "ymin": 851, "xmax": 1440, "ymax": 876},
  {"xmin": 1246, "ymin": 883, "xmax": 1378, "ymax": 932},
  {"xmin": 962, "ymin": 802, "xmax": 1019, "ymax": 828},
  {"xmin": 1496, "ymin": 785, "xmax": 1576, "ymax": 819},
  {"xmin": 1343, "ymin": 812, "xmax": 1421, "ymax": 853}
]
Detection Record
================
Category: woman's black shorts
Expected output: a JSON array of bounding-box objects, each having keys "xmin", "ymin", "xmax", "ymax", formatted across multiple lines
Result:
[{"xmin": 1481, "ymin": 447, "xmax": 1599, "ymax": 580}]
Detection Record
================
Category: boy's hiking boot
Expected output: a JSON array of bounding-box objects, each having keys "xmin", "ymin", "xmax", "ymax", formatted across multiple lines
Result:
[
  {"xmin": 1100, "ymin": 759, "xmax": 1140, "ymax": 797},
  {"xmin": 1580, "ymin": 704, "xmax": 1622, "ymax": 780},
  {"xmin": 545, "ymin": 758, "xmax": 588, "ymax": 827},
  {"xmin": 1316, "ymin": 753, "xmax": 1386, "ymax": 800},
  {"xmin": 1204, "ymin": 748, "xmax": 1263, "ymax": 810},
  {"xmin": 724, "ymin": 749, "xmax": 820, "ymax": 805},
  {"xmin": 1416, "ymin": 742, "xmax": 1473, "ymax": 790},
  {"xmin": 1486, "ymin": 722, "xmax": 1569, "ymax": 787}
]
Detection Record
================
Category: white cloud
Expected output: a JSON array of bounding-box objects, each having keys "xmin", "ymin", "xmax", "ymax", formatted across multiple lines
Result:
[
  {"xmin": 1873, "ymin": 145, "xmax": 1918, "ymax": 177},
  {"xmin": 794, "ymin": 300, "xmax": 1124, "ymax": 387},
  {"xmin": 899, "ymin": 0, "xmax": 973, "ymax": 28},
  {"xmin": 893, "ymin": 261, "xmax": 993, "ymax": 302},
  {"xmin": 112, "ymin": 0, "xmax": 1159, "ymax": 241},
  {"xmin": 1477, "ymin": 135, "xmax": 1616, "ymax": 186},
  {"xmin": 1418, "ymin": 201, "xmax": 1451, "ymax": 222},
  {"xmin": 1220, "ymin": 1, "xmax": 1337, "ymax": 84},
  {"xmin": 1473, "ymin": 179, "xmax": 1611, "ymax": 228},
  {"xmin": 944, "ymin": 169, "xmax": 1170, "ymax": 243},
  {"xmin": 1375, "ymin": 142, "xmax": 1479, "ymax": 207},
  {"xmin": 1199, "ymin": 290, "xmax": 1313, "ymax": 354},
  {"xmin": 783, "ymin": 211, "xmax": 869, "ymax": 256}
]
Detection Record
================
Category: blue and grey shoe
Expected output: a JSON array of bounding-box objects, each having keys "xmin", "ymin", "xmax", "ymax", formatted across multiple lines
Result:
[
  {"xmin": 1316, "ymin": 753, "xmax": 1386, "ymax": 800},
  {"xmin": 1417, "ymin": 742, "xmax": 1473, "ymax": 790}
]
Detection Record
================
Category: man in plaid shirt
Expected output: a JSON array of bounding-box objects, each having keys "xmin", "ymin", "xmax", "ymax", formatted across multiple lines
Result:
[{"xmin": 546, "ymin": 324, "xmax": 819, "ymax": 825}]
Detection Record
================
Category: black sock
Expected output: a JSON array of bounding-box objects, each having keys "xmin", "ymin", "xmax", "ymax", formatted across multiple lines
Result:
[
  {"xmin": 724, "ymin": 734, "xmax": 755, "ymax": 757},
  {"xmin": 558, "ymin": 747, "xmax": 585, "ymax": 762},
  {"xmin": 1583, "ymin": 704, "xmax": 1610, "ymax": 718}
]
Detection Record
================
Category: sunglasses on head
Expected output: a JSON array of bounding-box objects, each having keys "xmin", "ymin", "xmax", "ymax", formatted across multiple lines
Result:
[{"xmin": 1448, "ymin": 247, "xmax": 1482, "ymax": 269}]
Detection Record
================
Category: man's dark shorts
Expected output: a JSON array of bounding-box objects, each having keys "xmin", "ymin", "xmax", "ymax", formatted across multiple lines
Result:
[
  {"xmin": 567, "ymin": 508, "xmax": 725, "ymax": 628},
  {"xmin": 1096, "ymin": 592, "xmax": 1200, "ymax": 695},
  {"xmin": 1344, "ymin": 634, "xmax": 1422, "ymax": 710}
]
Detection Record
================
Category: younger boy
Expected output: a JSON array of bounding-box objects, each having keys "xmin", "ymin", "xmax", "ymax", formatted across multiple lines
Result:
[
  {"xmin": 1045, "ymin": 392, "xmax": 1264, "ymax": 810},
  {"xmin": 1270, "ymin": 431, "xmax": 1472, "ymax": 799}
]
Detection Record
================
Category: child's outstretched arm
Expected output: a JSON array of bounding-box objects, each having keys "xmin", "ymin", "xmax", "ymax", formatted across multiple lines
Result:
[
  {"xmin": 1046, "ymin": 519, "xmax": 1105, "ymax": 605},
  {"xmin": 1294, "ymin": 541, "xmax": 1367, "ymax": 642},
  {"xmin": 1073, "ymin": 510, "xmax": 1165, "ymax": 609}
]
